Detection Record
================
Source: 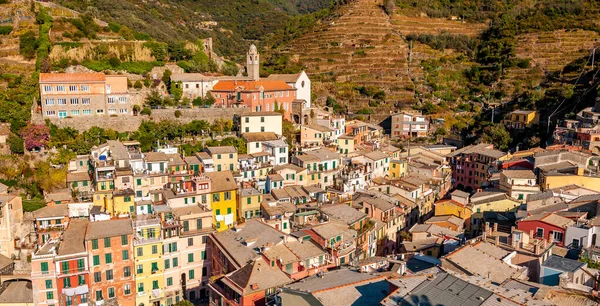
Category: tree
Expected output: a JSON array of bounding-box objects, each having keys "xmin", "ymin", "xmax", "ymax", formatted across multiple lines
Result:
[
  {"xmin": 19, "ymin": 30, "xmax": 38, "ymax": 60},
  {"xmin": 21, "ymin": 124, "xmax": 49, "ymax": 151},
  {"xmin": 480, "ymin": 124, "xmax": 511, "ymax": 151},
  {"xmin": 118, "ymin": 26, "xmax": 135, "ymax": 40},
  {"xmin": 174, "ymin": 110, "xmax": 182, "ymax": 118},
  {"xmin": 162, "ymin": 69, "xmax": 172, "ymax": 88},
  {"xmin": 133, "ymin": 105, "xmax": 141, "ymax": 115},
  {"xmin": 170, "ymin": 81, "xmax": 183, "ymax": 101},
  {"xmin": 134, "ymin": 80, "xmax": 143, "ymax": 89},
  {"xmin": 146, "ymin": 90, "xmax": 164, "ymax": 107},
  {"xmin": 7, "ymin": 134, "xmax": 24, "ymax": 154},
  {"xmin": 140, "ymin": 107, "xmax": 152, "ymax": 116},
  {"xmin": 174, "ymin": 301, "xmax": 194, "ymax": 306}
]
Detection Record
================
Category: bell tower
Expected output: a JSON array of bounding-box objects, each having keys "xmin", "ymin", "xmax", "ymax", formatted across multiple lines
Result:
[{"xmin": 247, "ymin": 44, "xmax": 260, "ymax": 81}]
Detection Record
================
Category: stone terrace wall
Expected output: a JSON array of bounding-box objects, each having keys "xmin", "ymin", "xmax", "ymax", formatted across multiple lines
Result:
[{"xmin": 44, "ymin": 108, "xmax": 248, "ymax": 132}]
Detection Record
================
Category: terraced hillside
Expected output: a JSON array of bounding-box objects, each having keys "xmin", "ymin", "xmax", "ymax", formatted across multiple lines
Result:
[{"xmin": 285, "ymin": 0, "xmax": 486, "ymax": 119}]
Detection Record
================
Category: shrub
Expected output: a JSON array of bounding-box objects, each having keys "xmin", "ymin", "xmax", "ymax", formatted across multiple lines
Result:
[
  {"xmin": 0, "ymin": 26, "xmax": 13, "ymax": 35},
  {"xmin": 174, "ymin": 110, "xmax": 182, "ymax": 118},
  {"xmin": 108, "ymin": 57, "xmax": 121, "ymax": 68},
  {"xmin": 134, "ymin": 80, "xmax": 143, "ymax": 89},
  {"xmin": 140, "ymin": 107, "xmax": 151, "ymax": 116},
  {"xmin": 19, "ymin": 31, "xmax": 38, "ymax": 60}
]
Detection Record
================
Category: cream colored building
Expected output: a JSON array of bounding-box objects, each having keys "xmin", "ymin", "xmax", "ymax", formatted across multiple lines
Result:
[{"xmin": 238, "ymin": 112, "xmax": 283, "ymax": 136}]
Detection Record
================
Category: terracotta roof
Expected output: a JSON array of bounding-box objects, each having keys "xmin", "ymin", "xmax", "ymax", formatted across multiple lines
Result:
[
  {"xmin": 212, "ymin": 80, "xmax": 293, "ymax": 92},
  {"xmin": 57, "ymin": 219, "xmax": 89, "ymax": 256},
  {"xmin": 265, "ymin": 73, "xmax": 301, "ymax": 83},
  {"xmin": 223, "ymin": 259, "xmax": 291, "ymax": 295},
  {"xmin": 303, "ymin": 124, "xmax": 334, "ymax": 133},
  {"xmin": 502, "ymin": 170, "xmax": 536, "ymax": 179},
  {"xmin": 85, "ymin": 219, "xmax": 133, "ymax": 240},
  {"xmin": 144, "ymin": 151, "xmax": 169, "ymax": 162},
  {"xmin": 206, "ymin": 146, "xmax": 237, "ymax": 154},
  {"xmin": 242, "ymin": 132, "xmax": 279, "ymax": 142},
  {"xmin": 40, "ymin": 72, "xmax": 106, "ymax": 83},
  {"xmin": 520, "ymin": 212, "xmax": 574, "ymax": 228},
  {"xmin": 205, "ymin": 171, "xmax": 237, "ymax": 193}
]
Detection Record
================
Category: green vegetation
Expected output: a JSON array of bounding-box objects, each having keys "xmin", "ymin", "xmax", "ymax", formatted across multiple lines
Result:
[
  {"xmin": 22, "ymin": 197, "xmax": 46, "ymax": 212},
  {"xmin": 81, "ymin": 60, "xmax": 163, "ymax": 74},
  {"xmin": 0, "ymin": 26, "xmax": 13, "ymax": 35},
  {"xmin": 406, "ymin": 33, "xmax": 476, "ymax": 55}
]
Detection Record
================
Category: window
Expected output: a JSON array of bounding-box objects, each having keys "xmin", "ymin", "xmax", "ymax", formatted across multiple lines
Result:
[
  {"xmin": 57, "ymin": 85, "xmax": 66, "ymax": 92},
  {"xmin": 82, "ymin": 98, "xmax": 91, "ymax": 105},
  {"xmin": 173, "ymin": 257, "xmax": 178, "ymax": 267},
  {"xmin": 63, "ymin": 277, "xmax": 71, "ymax": 288},
  {"xmin": 120, "ymin": 108, "xmax": 128, "ymax": 114},
  {"xmin": 227, "ymin": 207, "xmax": 232, "ymax": 214},
  {"xmin": 57, "ymin": 99, "xmax": 67, "ymax": 105},
  {"xmin": 121, "ymin": 235, "xmax": 128, "ymax": 246},
  {"xmin": 536, "ymin": 228, "xmax": 544, "ymax": 238},
  {"xmin": 106, "ymin": 269, "xmax": 113, "ymax": 281},
  {"xmin": 188, "ymin": 253, "xmax": 194, "ymax": 263},
  {"xmin": 62, "ymin": 261, "xmax": 69, "ymax": 273},
  {"xmin": 70, "ymin": 98, "xmax": 79, "ymax": 105},
  {"xmin": 103, "ymin": 237, "xmax": 111, "ymax": 247},
  {"xmin": 197, "ymin": 219, "xmax": 202, "ymax": 230},
  {"xmin": 82, "ymin": 109, "xmax": 92, "ymax": 115},
  {"xmin": 108, "ymin": 97, "xmax": 115, "ymax": 104},
  {"xmin": 167, "ymin": 277, "xmax": 173, "ymax": 286},
  {"xmin": 119, "ymin": 97, "xmax": 127, "ymax": 103},
  {"xmin": 137, "ymin": 283, "xmax": 144, "ymax": 293},
  {"xmin": 261, "ymin": 117, "xmax": 265, "ymax": 123},
  {"xmin": 105, "ymin": 253, "xmax": 112, "ymax": 264},
  {"xmin": 81, "ymin": 85, "xmax": 90, "ymax": 92},
  {"xmin": 151, "ymin": 262, "xmax": 158, "ymax": 272},
  {"xmin": 152, "ymin": 245, "xmax": 158, "ymax": 254},
  {"xmin": 153, "ymin": 280, "xmax": 159, "ymax": 290},
  {"xmin": 95, "ymin": 289, "xmax": 103, "ymax": 301},
  {"xmin": 97, "ymin": 109, "xmax": 104, "ymax": 114},
  {"xmin": 213, "ymin": 193, "xmax": 220, "ymax": 202},
  {"xmin": 552, "ymin": 231, "xmax": 563, "ymax": 242},
  {"xmin": 77, "ymin": 259, "xmax": 84, "ymax": 271},
  {"xmin": 201, "ymin": 250, "xmax": 206, "ymax": 260},
  {"xmin": 45, "ymin": 280, "xmax": 52, "ymax": 289},
  {"xmin": 44, "ymin": 85, "xmax": 53, "ymax": 92},
  {"xmin": 124, "ymin": 284, "xmax": 131, "ymax": 295},
  {"xmin": 94, "ymin": 271, "xmax": 102, "ymax": 282},
  {"xmin": 225, "ymin": 191, "xmax": 231, "ymax": 200},
  {"xmin": 108, "ymin": 108, "xmax": 117, "ymax": 114},
  {"xmin": 189, "ymin": 269, "xmax": 195, "ymax": 279},
  {"xmin": 93, "ymin": 255, "xmax": 100, "ymax": 266},
  {"xmin": 136, "ymin": 264, "xmax": 143, "ymax": 274},
  {"xmin": 47, "ymin": 292, "xmax": 54, "ymax": 300},
  {"xmin": 45, "ymin": 99, "xmax": 54, "ymax": 105},
  {"xmin": 137, "ymin": 248, "xmax": 143, "ymax": 257},
  {"xmin": 108, "ymin": 287, "xmax": 115, "ymax": 298},
  {"xmin": 202, "ymin": 267, "xmax": 208, "ymax": 277},
  {"xmin": 124, "ymin": 266, "xmax": 131, "ymax": 277}
]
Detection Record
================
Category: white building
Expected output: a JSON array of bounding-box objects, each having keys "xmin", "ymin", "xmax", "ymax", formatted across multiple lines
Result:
[
  {"xmin": 238, "ymin": 112, "xmax": 283, "ymax": 136},
  {"xmin": 499, "ymin": 170, "xmax": 540, "ymax": 202},
  {"xmin": 266, "ymin": 71, "xmax": 311, "ymax": 108},
  {"xmin": 263, "ymin": 139, "xmax": 289, "ymax": 165},
  {"xmin": 391, "ymin": 113, "xmax": 429, "ymax": 138},
  {"xmin": 171, "ymin": 73, "xmax": 250, "ymax": 100},
  {"xmin": 353, "ymin": 151, "xmax": 390, "ymax": 180}
]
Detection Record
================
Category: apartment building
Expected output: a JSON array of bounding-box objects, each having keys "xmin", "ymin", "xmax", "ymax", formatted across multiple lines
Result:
[
  {"xmin": 39, "ymin": 73, "xmax": 131, "ymax": 119},
  {"xmin": 86, "ymin": 219, "xmax": 135, "ymax": 306},
  {"xmin": 237, "ymin": 112, "xmax": 283, "ymax": 136},
  {"xmin": 390, "ymin": 112, "xmax": 429, "ymax": 138},
  {"xmin": 448, "ymin": 143, "xmax": 508, "ymax": 191},
  {"xmin": 204, "ymin": 147, "xmax": 238, "ymax": 172}
]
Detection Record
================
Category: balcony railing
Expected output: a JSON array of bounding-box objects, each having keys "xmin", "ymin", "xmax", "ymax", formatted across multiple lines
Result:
[{"xmin": 133, "ymin": 235, "xmax": 162, "ymax": 246}]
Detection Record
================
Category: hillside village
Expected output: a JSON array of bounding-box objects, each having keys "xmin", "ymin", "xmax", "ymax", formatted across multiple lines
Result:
[{"xmin": 2, "ymin": 0, "xmax": 600, "ymax": 306}]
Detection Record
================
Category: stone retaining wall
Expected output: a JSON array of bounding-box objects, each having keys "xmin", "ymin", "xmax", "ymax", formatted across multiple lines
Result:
[{"xmin": 45, "ymin": 107, "xmax": 249, "ymax": 132}]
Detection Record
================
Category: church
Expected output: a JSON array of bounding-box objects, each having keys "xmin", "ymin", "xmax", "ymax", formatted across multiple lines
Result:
[{"xmin": 209, "ymin": 45, "xmax": 311, "ymax": 122}]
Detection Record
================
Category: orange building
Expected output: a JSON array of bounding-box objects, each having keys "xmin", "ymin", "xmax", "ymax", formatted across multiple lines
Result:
[
  {"xmin": 85, "ymin": 219, "xmax": 135, "ymax": 306},
  {"xmin": 39, "ymin": 73, "xmax": 131, "ymax": 119},
  {"xmin": 211, "ymin": 80, "xmax": 297, "ymax": 120}
]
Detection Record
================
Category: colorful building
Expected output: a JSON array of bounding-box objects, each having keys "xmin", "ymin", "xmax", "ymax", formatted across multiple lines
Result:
[
  {"xmin": 133, "ymin": 214, "xmax": 165, "ymax": 306},
  {"xmin": 205, "ymin": 171, "xmax": 238, "ymax": 231},
  {"xmin": 501, "ymin": 110, "xmax": 539, "ymax": 129},
  {"xmin": 86, "ymin": 219, "xmax": 135, "ymax": 306},
  {"xmin": 518, "ymin": 213, "xmax": 575, "ymax": 247}
]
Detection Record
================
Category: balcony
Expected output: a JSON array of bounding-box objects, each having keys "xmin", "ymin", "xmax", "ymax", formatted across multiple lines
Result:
[{"xmin": 133, "ymin": 235, "xmax": 162, "ymax": 246}]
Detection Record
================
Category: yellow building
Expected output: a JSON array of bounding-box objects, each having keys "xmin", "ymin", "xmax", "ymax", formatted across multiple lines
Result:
[
  {"xmin": 501, "ymin": 110, "xmax": 539, "ymax": 129},
  {"xmin": 237, "ymin": 187, "xmax": 262, "ymax": 221},
  {"xmin": 107, "ymin": 189, "xmax": 135, "ymax": 216},
  {"xmin": 389, "ymin": 159, "xmax": 408, "ymax": 179},
  {"xmin": 205, "ymin": 146, "xmax": 238, "ymax": 172},
  {"xmin": 542, "ymin": 171, "xmax": 600, "ymax": 190},
  {"xmin": 470, "ymin": 192, "xmax": 520, "ymax": 214},
  {"xmin": 133, "ymin": 214, "xmax": 165, "ymax": 306},
  {"xmin": 337, "ymin": 135, "xmax": 355, "ymax": 154},
  {"xmin": 434, "ymin": 199, "xmax": 472, "ymax": 220},
  {"xmin": 205, "ymin": 171, "xmax": 238, "ymax": 231}
]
